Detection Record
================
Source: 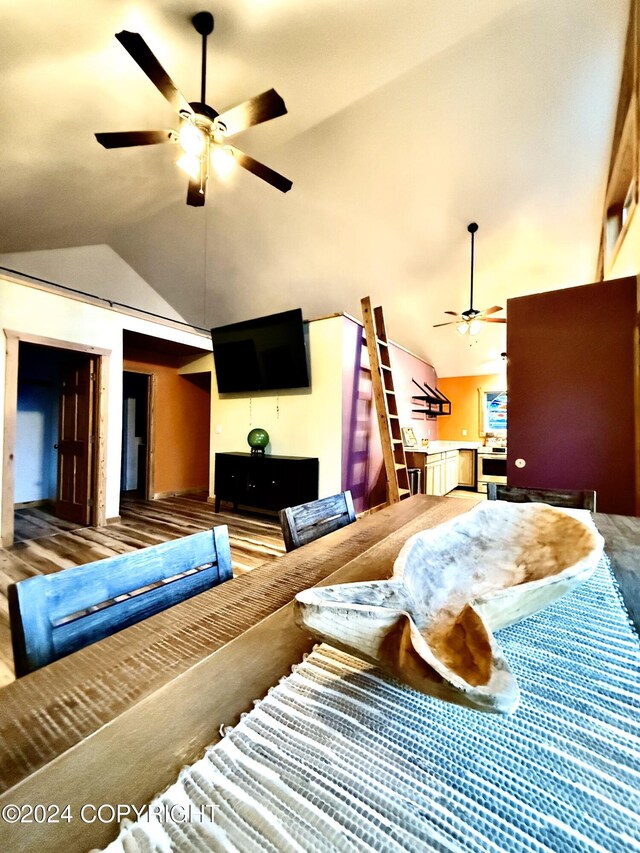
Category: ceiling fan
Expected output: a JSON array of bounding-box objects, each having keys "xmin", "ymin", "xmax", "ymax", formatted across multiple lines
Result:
[
  {"xmin": 95, "ymin": 11, "xmax": 292, "ymax": 206},
  {"xmin": 433, "ymin": 223, "xmax": 506, "ymax": 335}
]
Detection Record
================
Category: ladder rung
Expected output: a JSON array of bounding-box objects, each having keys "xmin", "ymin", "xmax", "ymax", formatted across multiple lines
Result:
[
  {"xmin": 380, "ymin": 364, "xmax": 392, "ymax": 372},
  {"xmin": 376, "ymin": 338, "xmax": 389, "ymax": 347},
  {"xmin": 392, "ymin": 439, "xmax": 403, "ymax": 444},
  {"xmin": 399, "ymin": 488, "xmax": 411, "ymax": 497},
  {"xmin": 385, "ymin": 389, "xmax": 396, "ymax": 396},
  {"xmin": 394, "ymin": 463, "xmax": 406, "ymax": 470}
]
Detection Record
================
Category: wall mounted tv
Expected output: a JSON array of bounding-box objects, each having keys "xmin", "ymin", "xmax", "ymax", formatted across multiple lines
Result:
[{"xmin": 211, "ymin": 308, "xmax": 310, "ymax": 393}]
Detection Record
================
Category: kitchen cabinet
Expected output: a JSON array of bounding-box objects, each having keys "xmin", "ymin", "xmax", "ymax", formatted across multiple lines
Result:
[
  {"xmin": 214, "ymin": 452, "xmax": 319, "ymax": 514},
  {"xmin": 422, "ymin": 450, "xmax": 459, "ymax": 496},
  {"xmin": 457, "ymin": 449, "xmax": 476, "ymax": 489},
  {"xmin": 444, "ymin": 451, "xmax": 459, "ymax": 494},
  {"xmin": 406, "ymin": 446, "xmax": 475, "ymax": 496}
]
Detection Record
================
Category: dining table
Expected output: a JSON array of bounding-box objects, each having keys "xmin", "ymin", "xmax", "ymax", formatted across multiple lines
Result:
[{"xmin": 0, "ymin": 495, "xmax": 638, "ymax": 852}]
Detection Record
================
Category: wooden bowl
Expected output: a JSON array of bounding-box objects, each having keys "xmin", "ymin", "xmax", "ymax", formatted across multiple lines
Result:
[{"xmin": 295, "ymin": 503, "xmax": 604, "ymax": 713}]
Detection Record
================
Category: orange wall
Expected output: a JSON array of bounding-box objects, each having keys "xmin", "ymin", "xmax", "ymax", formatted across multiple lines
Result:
[
  {"xmin": 437, "ymin": 373, "xmax": 503, "ymax": 442},
  {"xmin": 124, "ymin": 350, "xmax": 210, "ymax": 495}
]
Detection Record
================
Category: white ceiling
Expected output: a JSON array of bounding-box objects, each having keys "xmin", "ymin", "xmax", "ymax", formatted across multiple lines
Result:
[{"xmin": 0, "ymin": 0, "xmax": 629, "ymax": 375}]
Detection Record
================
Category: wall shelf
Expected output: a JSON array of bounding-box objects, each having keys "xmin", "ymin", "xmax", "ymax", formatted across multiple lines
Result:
[{"xmin": 411, "ymin": 379, "xmax": 451, "ymax": 418}]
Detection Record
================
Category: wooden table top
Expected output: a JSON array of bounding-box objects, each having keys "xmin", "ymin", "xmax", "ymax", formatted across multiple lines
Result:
[
  {"xmin": 0, "ymin": 495, "xmax": 479, "ymax": 851},
  {"xmin": 0, "ymin": 495, "xmax": 637, "ymax": 853}
]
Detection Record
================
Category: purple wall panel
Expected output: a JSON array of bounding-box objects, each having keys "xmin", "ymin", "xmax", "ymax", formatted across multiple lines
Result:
[
  {"xmin": 507, "ymin": 276, "xmax": 636, "ymax": 515},
  {"xmin": 341, "ymin": 317, "xmax": 439, "ymax": 512}
]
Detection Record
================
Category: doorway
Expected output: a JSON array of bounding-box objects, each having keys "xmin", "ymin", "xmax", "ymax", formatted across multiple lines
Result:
[
  {"xmin": 121, "ymin": 371, "xmax": 154, "ymax": 499},
  {"xmin": 2, "ymin": 332, "xmax": 108, "ymax": 547}
]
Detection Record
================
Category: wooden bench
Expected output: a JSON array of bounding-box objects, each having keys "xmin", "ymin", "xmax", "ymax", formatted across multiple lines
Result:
[{"xmin": 8, "ymin": 527, "xmax": 233, "ymax": 677}]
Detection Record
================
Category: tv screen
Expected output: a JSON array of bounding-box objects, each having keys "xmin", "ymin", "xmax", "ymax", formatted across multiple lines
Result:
[{"xmin": 211, "ymin": 308, "xmax": 310, "ymax": 393}]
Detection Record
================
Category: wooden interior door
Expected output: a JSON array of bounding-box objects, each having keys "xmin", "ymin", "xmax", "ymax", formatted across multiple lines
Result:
[{"xmin": 55, "ymin": 354, "xmax": 96, "ymax": 524}]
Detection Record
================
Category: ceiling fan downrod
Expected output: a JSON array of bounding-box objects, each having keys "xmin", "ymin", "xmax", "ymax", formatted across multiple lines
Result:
[
  {"xmin": 468, "ymin": 222, "xmax": 478, "ymax": 315},
  {"xmin": 192, "ymin": 12, "xmax": 214, "ymax": 105}
]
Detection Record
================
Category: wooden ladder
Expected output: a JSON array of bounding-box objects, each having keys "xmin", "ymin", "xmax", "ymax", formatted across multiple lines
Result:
[{"xmin": 361, "ymin": 297, "xmax": 411, "ymax": 504}]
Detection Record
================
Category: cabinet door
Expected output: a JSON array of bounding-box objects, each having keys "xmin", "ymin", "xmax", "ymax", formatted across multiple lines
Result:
[
  {"xmin": 215, "ymin": 455, "xmax": 247, "ymax": 503},
  {"xmin": 433, "ymin": 461, "xmax": 444, "ymax": 496},
  {"xmin": 425, "ymin": 463, "xmax": 436, "ymax": 495},
  {"xmin": 457, "ymin": 450, "xmax": 475, "ymax": 487},
  {"xmin": 443, "ymin": 452, "xmax": 456, "ymax": 494},
  {"xmin": 447, "ymin": 456, "xmax": 457, "ymax": 493},
  {"xmin": 250, "ymin": 461, "xmax": 286, "ymax": 511}
]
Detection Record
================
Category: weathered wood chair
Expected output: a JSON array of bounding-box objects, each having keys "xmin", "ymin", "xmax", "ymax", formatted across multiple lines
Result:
[
  {"xmin": 8, "ymin": 527, "xmax": 233, "ymax": 677},
  {"xmin": 279, "ymin": 491, "xmax": 357, "ymax": 552},
  {"xmin": 487, "ymin": 483, "xmax": 596, "ymax": 511}
]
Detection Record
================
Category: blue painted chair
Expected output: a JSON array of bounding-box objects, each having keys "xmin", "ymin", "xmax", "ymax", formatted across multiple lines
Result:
[
  {"xmin": 487, "ymin": 483, "xmax": 596, "ymax": 511},
  {"xmin": 279, "ymin": 490, "xmax": 357, "ymax": 552},
  {"xmin": 8, "ymin": 527, "xmax": 233, "ymax": 677}
]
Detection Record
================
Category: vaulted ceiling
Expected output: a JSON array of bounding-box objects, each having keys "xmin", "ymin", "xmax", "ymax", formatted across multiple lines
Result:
[{"xmin": 0, "ymin": 0, "xmax": 629, "ymax": 375}]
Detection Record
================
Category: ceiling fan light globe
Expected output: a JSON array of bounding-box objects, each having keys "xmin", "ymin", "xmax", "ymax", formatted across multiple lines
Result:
[
  {"xmin": 457, "ymin": 322, "xmax": 469, "ymax": 335},
  {"xmin": 177, "ymin": 153, "xmax": 201, "ymax": 180},
  {"xmin": 468, "ymin": 319, "xmax": 482, "ymax": 335},
  {"xmin": 179, "ymin": 122, "xmax": 206, "ymax": 156},
  {"xmin": 211, "ymin": 146, "xmax": 235, "ymax": 178}
]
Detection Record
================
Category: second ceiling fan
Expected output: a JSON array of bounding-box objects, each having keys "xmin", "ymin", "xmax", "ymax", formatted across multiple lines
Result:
[
  {"xmin": 434, "ymin": 223, "xmax": 506, "ymax": 335},
  {"xmin": 96, "ymin": 11, "xmax": 292, "ymax": 206}
]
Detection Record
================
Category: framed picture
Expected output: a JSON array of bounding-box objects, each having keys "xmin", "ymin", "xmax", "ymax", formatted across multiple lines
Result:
[{"xmin": 401, "ymin": 427, "xmax": 417, "ymax": 447}]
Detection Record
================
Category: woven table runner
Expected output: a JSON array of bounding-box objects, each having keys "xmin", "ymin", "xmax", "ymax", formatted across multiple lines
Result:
[{"xmin": 104, "ymin": 557, "xmax": 640, "ymax": 852}]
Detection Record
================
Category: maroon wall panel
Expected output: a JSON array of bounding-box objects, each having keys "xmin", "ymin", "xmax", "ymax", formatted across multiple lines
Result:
[{"xmin": 507, "ymin": 276, "xmax": 636, "ymax": 515}]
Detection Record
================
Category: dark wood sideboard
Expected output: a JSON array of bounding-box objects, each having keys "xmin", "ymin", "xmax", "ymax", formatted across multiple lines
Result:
[{"xmin": 214, "ymin": 452, "xmax": 319, "ymax": 513}]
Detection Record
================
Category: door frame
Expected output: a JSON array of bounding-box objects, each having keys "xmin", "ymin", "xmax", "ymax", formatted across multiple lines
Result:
[
  {"xmin": 2, "ymin": 330, "xmax": 110, "ymax": 547},
  {"xmin": 121, "ymin": 368, "xmax": 156, "ymax": 501}
]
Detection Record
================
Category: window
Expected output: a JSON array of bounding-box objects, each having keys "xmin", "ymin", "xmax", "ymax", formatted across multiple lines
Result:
[{"xmin": 479, "ymin": 389, "xmax": 507, "ymax": 435}]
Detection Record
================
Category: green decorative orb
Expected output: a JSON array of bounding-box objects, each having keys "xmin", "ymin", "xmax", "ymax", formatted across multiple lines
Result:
[{"xmin": 247, "ymin": 427, "xmax": 269, "ymax": 450}]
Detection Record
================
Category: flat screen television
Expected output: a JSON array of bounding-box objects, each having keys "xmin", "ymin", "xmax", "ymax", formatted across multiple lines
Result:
[{"xmin": 211, "ymin": 308, "xmax": 310, "ymax": 393}]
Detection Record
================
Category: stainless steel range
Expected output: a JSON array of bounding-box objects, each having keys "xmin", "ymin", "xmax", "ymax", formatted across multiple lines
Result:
[{"xmin": 477, "ymin": 446, "xmax": 507, "ymax": 493}]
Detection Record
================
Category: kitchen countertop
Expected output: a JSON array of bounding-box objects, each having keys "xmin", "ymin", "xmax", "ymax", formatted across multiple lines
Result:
[{"xmin": 403, "ymin": 440, "xmax": 482, "ymax": 455}]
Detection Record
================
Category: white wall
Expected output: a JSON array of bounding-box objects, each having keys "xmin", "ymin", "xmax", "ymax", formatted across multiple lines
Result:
[
  {"xmin": 0, "ymin": 245, "xmax": 185, "ymax": 322},
  {"xmin": 209, "ymin": 315, "xmax": 344, "ymax": 501},
  {"xmin": 0, "ymin": 275, "xmax": 211, "ymax": 533}
]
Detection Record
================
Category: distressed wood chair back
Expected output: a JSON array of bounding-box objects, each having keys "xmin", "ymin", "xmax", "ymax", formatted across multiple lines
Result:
[
  {"xmin": 487, "ymin": 484, "xmax": 596, "ymax": 511},
  {"xmin": 8, "ymin": 527, "xmax": 233, "ymax": 677},
  {"xmin": 280, "ymin": 491, "xmax": 357, "ymax": 552}
]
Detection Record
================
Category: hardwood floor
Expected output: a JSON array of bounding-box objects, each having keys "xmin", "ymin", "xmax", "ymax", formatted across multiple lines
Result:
[
  {"xmin": 13, "ymin": 503, "xmax": 82, "ymax": 543},
  {"xmin": 0, "ymin": 493, "xmax": 285, "ymax": 687}
]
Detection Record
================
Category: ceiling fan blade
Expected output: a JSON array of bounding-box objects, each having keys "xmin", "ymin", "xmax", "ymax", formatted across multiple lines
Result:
[
  {"xmin": 481, "ymin": 317, "xmax": 507, "ymax": 324},
  {"xmin": 115, "ymin": 31, "xmax": 193, "ymax": 116},
  {"xmin": 477, "ymin": 305, "xmax": 503, "ymax": 317},
  {"xmin": 95, "ymin": 130, "xmax": 175, "ymax": 149},
  {"xmin": 432, "ymin": 321, "xmax": 459, "ymax": 328},
  {"xmin": 187, "ymin": 176, "xmax": 205, "ymax": 207},
  {"xmin": 444, "ymin": 310, "xmax": 459, "ymax": 316},
  {"xmin": 228, "ymin": 145, "xmax": 292, "ymax": 193},
  {"xmin": 217, "ymin": 89, "xmax": 287, "ymax": 137}
]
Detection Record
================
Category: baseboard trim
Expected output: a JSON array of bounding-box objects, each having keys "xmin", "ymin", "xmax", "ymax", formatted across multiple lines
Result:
[
  {"xmin": 152, "ymin": 488, "xmax": 208, "ymax": 500},
  {"xmin": 14, "ymin": 499, "xmax": 53, "ymax": 510}
]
